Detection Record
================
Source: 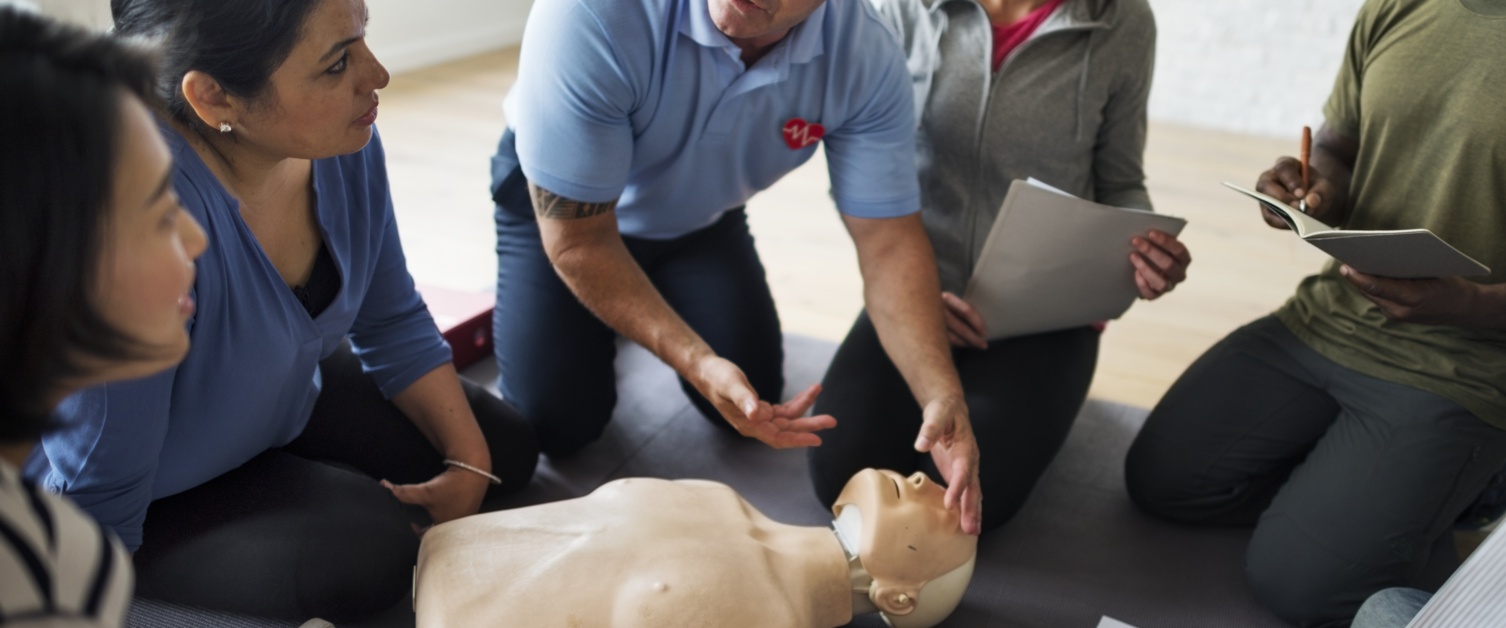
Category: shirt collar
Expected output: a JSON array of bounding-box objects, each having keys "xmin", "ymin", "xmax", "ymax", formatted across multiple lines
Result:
[
  {"xmin": 680, "ymin": 0, "xmax": 828, "ymax": 66},
  {"xmin": 785, "ymin": 2, "xmax": 827, "ymax": 64}
]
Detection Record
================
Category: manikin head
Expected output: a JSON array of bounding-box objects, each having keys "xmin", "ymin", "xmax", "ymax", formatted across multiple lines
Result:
[{"xmin": 833, "ymin": 469, "xmax": 978, "ymax": 628}]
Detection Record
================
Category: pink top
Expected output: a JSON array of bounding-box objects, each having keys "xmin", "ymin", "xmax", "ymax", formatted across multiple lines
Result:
[{"xmin": 991, "ymin": 0, "xmax": 1067, "ymax": 72}]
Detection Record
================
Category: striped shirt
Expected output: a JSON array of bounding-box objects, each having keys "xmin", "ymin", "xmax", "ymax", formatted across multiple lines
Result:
[{"xmin": 0, "ymin": 459, "xmax": 131, "ymax": 626}]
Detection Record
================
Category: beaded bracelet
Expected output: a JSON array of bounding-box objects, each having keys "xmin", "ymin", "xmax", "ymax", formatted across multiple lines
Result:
[{"xmin": 443, "ymin": 459, "xmax": 502, "ymax": 485}]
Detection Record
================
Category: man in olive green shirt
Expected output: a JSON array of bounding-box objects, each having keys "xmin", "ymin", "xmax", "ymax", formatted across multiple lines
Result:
[{"xmin": 1123, "ymin": 1, "xmax": 1506, "ymax": 626}]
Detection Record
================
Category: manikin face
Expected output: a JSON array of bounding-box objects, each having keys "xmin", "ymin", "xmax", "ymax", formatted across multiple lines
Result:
[
  {"xmin": 86, "ymin": 92, "xmax": 207, "ymax": 386},
  {"xmin": 834, "ymin": 469, "xmax": 978, "ymax": 623},
  {"xmin": 214, "ymin": 0, "xmax": 390, "ymax": 160},
  {"xmin": 706, "ymin": 0, "xmax": 827, "ymax": 55}
]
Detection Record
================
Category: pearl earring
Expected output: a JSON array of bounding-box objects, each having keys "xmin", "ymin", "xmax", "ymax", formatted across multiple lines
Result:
[{"xmin": 218, "ymin": 122, "xmax": 232, "ymax": 134}]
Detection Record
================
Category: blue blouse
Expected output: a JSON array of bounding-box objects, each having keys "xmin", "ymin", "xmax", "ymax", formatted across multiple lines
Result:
[{"xmin": 26, "ymin": 123, "xmax": 452, "ymax": 550}]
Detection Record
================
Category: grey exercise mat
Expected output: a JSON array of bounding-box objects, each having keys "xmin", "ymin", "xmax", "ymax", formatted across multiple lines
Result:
[
  {"xmin": 131, "ymin": 335, "xmax": 1289, "ymax": 627},
  {"xmin": 474, "ymin": 336, "xmax": 1288, "ymax": 628},
  {"xmin": 127, "ymin": 598, "xmax": 298, "ymax": 627}
]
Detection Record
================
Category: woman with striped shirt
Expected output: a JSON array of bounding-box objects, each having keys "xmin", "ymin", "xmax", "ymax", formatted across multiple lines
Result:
[{"xmin": 0, "ymin": 7, "xmax": 207, "ymax": 626}]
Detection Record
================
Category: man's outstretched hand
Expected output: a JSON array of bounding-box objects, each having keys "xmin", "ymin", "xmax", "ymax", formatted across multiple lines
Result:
[{"xmin": 695, "ymin": 355, "xmax": 837, "ymax": 448}]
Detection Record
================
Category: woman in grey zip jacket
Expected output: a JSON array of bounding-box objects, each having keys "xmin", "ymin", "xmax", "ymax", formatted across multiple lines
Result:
[{"xmin": 809, "ymin": 0, "xmax": 1191, "ymax": 533}]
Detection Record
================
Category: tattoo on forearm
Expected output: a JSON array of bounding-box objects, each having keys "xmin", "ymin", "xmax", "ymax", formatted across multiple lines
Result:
[{"xmin": 529, "ymin": 183, "xmax": 617, "ymax": 220}]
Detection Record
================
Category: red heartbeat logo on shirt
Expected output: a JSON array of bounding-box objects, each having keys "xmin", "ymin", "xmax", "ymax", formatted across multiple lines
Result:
[{"xmin": 783, "ymin": 118, "xmax": 825, "ymax": 149}]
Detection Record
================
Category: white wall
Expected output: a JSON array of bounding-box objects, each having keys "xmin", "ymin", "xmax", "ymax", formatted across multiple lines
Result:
[
  {"xmin": 5, "ymin": 0, "xmax": 532, "ymax": 77},
  {"xmin": 7, "ymin": 0, "xmax": 112, "ymax": 29},
  {"xmin": 1146, "ymin": 0, "xmax": 1367, "ymax": 138},
  {"xmin": 13, "ymin": 0, "xmax": 1368, "ymax": 140},
  {"xmin": 365, "ymin": 0, "xmax": 531, "ymax": 76}
]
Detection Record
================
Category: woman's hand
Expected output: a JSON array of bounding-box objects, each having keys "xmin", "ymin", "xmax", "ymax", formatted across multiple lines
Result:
[
  {"xmin": 382, "ymin": 466, "xmax": 490, "ymax": 532},
  {"xmin": 386, "ymin": 364, "xmax": 494, "ymax": 532},
  {"xmin": 941, "ymin": 292, "xmax": 988, "ymax": 349},
  {"xmin": 1130, "ymin": 229, "xmax": 1192, "ymax": 299}
]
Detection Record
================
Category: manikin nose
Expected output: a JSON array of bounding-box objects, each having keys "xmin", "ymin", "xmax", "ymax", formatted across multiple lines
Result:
[{"xmin": 908, "ymin": 472, "xmax": 928, "ymax": 488}]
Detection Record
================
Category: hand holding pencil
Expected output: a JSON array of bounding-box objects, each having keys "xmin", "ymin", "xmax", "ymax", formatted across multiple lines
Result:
[{"xmin": 1253, "ymin": 125, "xmax": 1338, "ymax": 230}]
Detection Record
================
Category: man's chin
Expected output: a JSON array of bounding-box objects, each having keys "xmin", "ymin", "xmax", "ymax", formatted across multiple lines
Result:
[
  {"xmin": 712, "ymin": 5, "xmax": 771, "ymax": 35},
  {"xmin": 717, "ymin": 18, "xmax": 785, "ymax": 43},
  {"xmin": 728, "ymin": 0, "xmax": 770, "ymax": 14}
]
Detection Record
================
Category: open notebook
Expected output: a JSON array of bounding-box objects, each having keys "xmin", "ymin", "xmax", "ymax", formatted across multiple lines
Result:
[
  {"xmin": 1406, "ymin": 525, "xmax": 1506, "ymax": 627},
  {"xmin": 1222, "ymin": 182, "xmax": 1489, "ymax": 278},
  {"xmin": 963, "ymin": 179, "xmax": 1186, "ymax": 340}
]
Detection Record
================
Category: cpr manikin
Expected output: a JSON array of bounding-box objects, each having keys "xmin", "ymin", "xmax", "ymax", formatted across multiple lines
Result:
[{"xmin": 413, "ymin": 469, "xmax": 977, "ymax": 627}]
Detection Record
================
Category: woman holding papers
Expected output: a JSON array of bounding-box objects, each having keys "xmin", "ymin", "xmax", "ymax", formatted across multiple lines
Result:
[
  {"xmin": 808, "ymin": 0, "xmax": 1190, "ymax": 533},
  {"xmin": 1125, "ymin": 1, "xmax": 1506, "ymax": 625}
]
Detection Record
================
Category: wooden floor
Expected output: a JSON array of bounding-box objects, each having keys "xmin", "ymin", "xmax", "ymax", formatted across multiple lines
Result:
[{"xmin": 377, "ymin": 48, "xmax": 1330, "ymax": 410}]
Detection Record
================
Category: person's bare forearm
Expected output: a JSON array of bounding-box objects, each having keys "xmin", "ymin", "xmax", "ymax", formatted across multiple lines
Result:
[
  {"xmin": 530, "ymin": 183, "xmax": 713, "ymax": 378},
  {"xmin": 844, "ymin": 214, "xmax": 962, "ymax": 405},
  {"xmin": 392, "ymin": 364, "xmax": 490, "ymax": 469},
  {"xmin": 1311, "ymin": 123, "xmax": 1359, "ymax": 226}
]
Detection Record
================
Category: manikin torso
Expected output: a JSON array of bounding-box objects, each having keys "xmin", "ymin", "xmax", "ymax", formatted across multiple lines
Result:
[{"xmin": 415, "ymin": 478, "xmax": 854, "ymax": 628}]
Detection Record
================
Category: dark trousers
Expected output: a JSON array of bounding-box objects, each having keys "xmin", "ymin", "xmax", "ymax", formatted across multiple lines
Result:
[
  {"xmin": 132, "ymin": 342, "xmax": 538, "ymax": 622},
  {"xmin": 1125, "ymin": 316, "xmax": 1506, "ymax": 628},
  {"xmin": 491, "ymin": 165, "xmax": 783, "ymax": 457},
  {"xmin": 808, "ymin": 312, "xmax": 1099, "ymax": 533}
]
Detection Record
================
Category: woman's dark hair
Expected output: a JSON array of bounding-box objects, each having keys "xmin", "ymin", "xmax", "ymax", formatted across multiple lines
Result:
[
  {"xmin": 112, "ymin": 0, "xmax": 319, "ymax": 128},
  {"xmin": 0, "ymin": 7, "xmax": 160, "ymax": 442}
]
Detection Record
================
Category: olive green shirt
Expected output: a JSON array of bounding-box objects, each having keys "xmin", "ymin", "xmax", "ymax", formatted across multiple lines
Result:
[{"xmin": 1275, "ymin": 0, "xmax": 1506, "ymax": 427}]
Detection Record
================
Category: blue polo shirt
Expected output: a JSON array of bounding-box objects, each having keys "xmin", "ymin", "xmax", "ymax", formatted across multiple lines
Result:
[{"xmin": 494, "ymin": 0, "xmax": 920, "ymax": 239}]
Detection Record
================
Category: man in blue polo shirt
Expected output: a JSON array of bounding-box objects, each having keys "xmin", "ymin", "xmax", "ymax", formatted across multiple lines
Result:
[{"xmin": 491, "ymin": 0, "xmax": 981, "ymax": 533}]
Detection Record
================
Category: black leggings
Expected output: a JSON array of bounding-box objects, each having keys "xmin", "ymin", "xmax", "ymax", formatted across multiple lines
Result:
[
  {"xmin": 808, "ymin": 312, "xmax": 1098, "ymax": 533},
  {"xmin": 131, "ymin": 342, "xmax": 538, "ymax": 622}
]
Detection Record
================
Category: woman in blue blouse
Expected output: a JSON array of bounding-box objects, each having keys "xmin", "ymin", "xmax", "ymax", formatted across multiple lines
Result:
[{"xmin": 27, "ymin": 0, "xmax": 539, "ymax": 620}]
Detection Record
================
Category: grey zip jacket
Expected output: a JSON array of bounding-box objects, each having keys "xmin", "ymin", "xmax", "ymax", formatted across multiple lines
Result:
[{"xmin": 871, "ymin": 0, "xmax": 1157, "ymax": 294}]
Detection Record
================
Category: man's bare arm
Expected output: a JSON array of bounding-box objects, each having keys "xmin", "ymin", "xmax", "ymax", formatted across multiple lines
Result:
[
  {"xmin": 529, "ymin": 182, "xmax": 833, "ymax": 448},
  {"xmin": 528, "ymin": 182, "xmax": 710, "ymax": 373},
  {"xmin": 531, "ymin": 186, "xmax": 617, "ymax": 220},
  {"xmin": 842, "ymin": 212, "xmax": 982, "ymax": 534}
]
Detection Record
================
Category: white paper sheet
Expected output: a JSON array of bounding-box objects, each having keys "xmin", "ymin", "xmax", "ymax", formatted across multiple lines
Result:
[{"xmin": 963, "ymin": 179, "xmax": 1186, "ymax": 340}]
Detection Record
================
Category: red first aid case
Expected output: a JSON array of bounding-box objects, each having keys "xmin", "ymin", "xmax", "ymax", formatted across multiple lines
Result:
[{"xmin": 415, "ymin": 284, "xmax": 494, "ymax": 369}]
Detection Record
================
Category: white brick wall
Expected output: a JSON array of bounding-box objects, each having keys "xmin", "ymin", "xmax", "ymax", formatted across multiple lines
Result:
[
  {"xmin": 2, "ymin": 0, "xmax": 530, "ymax": 76},
  {"xmin": 4, "ymin": 0, "xmax": 112, "ymax": 30},
  {"xmin": 15, "ymin": 0, "xmax": 1367, "ymax": 141},
  {"xmin": 1146, "ymin": 0, "xmax": 1367, "ymax": 138}
]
